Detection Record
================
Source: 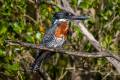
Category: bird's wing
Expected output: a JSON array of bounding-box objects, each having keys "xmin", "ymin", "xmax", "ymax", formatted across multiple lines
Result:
[{"xmin": 41, "ymin": 23, "xmax": 58, "ymax": 45}]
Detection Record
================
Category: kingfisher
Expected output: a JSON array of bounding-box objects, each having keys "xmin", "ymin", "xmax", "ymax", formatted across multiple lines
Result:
[{"xmin": 31, "ymin": 11, "xmax": 88, "ymax": 71}]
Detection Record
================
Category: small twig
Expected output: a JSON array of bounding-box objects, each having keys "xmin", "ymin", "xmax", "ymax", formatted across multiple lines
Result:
[
  {"xmin": 58, "ymin": 70, "xmax": 68, "ymax": 80},
  {"xmin": 37, "ymin": 69, "xmax": 51, "ymax": 80},
  {"xmin": 104, "ymin": 16, "xmax": 119, "ymax": 28},
  {"xmin": 61, "ymin": 0, "xmax": 74, "ymax": 14},
  {"xmin": 28, "ymin": 0, "xmax": 35, "ymax": 4},
  {"xmin": 34, "ymin": 0, "xmax": 40, "ymax": 22},
  {"xmin": 101, "ymin": 70, "xmax": 112, "ymax": 80},
  {"xmin": 24, "ymin": 14, "xmax": 36, "ymax": 23},
  {"xmin": 46, "ymin": 1, "xmax": 75, "ymax": 15}
]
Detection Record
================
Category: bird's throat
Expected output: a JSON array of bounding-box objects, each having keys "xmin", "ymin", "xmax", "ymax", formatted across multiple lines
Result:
[{"xmin": 55, "ymin": 22, "xmax": 69, "ymax": 38}]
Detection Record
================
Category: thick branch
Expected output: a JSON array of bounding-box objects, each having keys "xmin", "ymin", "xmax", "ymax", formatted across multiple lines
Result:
[
  {"xmin": 34, "ymin": 0, "xmax": 40, "ymax": 22},
  {"xmin": 6, "ymin": 40, "xmax": 120, "ymax": 60}
]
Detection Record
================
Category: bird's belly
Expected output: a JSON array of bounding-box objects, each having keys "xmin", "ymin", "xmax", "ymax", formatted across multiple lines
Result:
[{"xmin": 45, "ymin": 37, "xmax": 65, "ymax": 48}]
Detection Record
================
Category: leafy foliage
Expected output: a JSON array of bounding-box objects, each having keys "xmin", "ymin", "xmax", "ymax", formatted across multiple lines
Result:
[{"xmin": 0, "ymin": 0, "xmax": 120, "ymax": 80}]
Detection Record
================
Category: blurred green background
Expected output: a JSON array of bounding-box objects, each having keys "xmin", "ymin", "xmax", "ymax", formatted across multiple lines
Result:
[{"xmin": 0, "ymin": 0, "xmax": 120, "ymax": 80}]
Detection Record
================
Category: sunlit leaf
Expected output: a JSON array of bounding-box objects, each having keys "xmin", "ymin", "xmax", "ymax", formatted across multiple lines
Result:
[
  {"xmin": 79, "ymin": 1, "xmax": 90, "ymax": 9},
  {"xmin": 0, "ymin": 49, "xmax": 5, "ymax": 56},
  {"xmin": 4, "ymin": 63, "xmax": 19, "ymax": 76},
  {"xmin": 4, "ymin": 64, "xmax": 19, "ymax": 71},
  {"xmin": 12, "ymin": 22, "xmax": 22, "ymax": 34},
  {"xmin": 25, "ymin": 35, "xmax": 35, "ymax": 43},
  {"xmin": 0, "ymin": 26, "xmax": 7, "ymax": 35},
  {"xmin": 36, "ymin": 31, "xmax": 42, "ymax": 41}
]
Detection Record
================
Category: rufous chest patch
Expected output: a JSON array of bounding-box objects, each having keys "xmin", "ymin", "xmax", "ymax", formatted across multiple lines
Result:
[{"xmin": 55, "ymin": 22, "xmax": 69, "ymax": 38}]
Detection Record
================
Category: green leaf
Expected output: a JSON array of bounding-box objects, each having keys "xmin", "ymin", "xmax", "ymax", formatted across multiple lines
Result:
[
  {"xmin": 36, "ymin": 32, "xmax": 42, "ymax": 40},
  {"xmin": 4, "ymin": 63, "xmax": 19, "ymax": 76},
  {"xmin": 4, "ymin": 64, "xmax": 19, "ymax": 71},
  {"xmin": 12, "ymin": 22, "xmax": 22, "ymax": 34},
  {"xmin": 0, "ymin": 49, "xmax": 5, "ymax": 57},
  {"xmin": 79, "ymin": 1, "xmax": 90, "ymax": 9},
  {"xmin": 25, "ymin": 35, "xmax": 34, "ymax": 43},
  {"xmin": 97, "ymin": 59, "xmax": 107, "ymax": 66},
  {"xmin": 0, "ymin": 26, "xmax": 7, "ymax": 35}
]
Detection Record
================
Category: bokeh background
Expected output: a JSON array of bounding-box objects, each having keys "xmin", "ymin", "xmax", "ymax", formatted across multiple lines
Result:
[{"xmin": 0, "ymin": 0, "xmax": 120, "ymax": 80}]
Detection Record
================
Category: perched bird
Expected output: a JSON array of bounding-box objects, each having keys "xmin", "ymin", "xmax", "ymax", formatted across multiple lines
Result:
[{"xmin": 31, "ymin": 11, "xmax": 88, "ymax": 71}]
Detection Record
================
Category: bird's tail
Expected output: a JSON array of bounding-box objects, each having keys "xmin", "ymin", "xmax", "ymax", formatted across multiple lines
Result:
[{"xmin": 31, "ymin": 51, "xmax": 51, "ymax": 71}]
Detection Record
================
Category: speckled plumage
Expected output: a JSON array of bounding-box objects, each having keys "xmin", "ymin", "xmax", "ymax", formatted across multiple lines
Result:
[
  {"xmin": 31, "ymin": 19, "xmax": 69, "ymax": 71},
  {"xmin": 42, "ymin": 21, "xmax": 68, "ymax": 48},
  {"xmin": 31, "ymin": 11, "xmax": 88, "ymax": 71}
]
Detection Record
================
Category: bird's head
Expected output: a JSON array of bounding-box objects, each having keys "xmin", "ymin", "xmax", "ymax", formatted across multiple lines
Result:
[
  {"xmin": 53, "ymin": 11, "xmax": 88, "ymax": 23},
  {"xmin": 53, "ymin": 11, "xmax": 88, "ymax": 38}
]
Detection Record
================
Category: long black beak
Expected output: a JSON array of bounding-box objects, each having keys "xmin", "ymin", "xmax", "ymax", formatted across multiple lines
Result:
[{"xmin": 69, "ymin": 16, "xmax": 88, "ymax": 20}]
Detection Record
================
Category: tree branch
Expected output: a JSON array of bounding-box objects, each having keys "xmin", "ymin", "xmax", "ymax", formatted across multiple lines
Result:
[
  {"xmin": 6, "ymin": 40, "xmax": 120, "ymax": 61},
  {"xmin": 24, "ymin": 14, "xmax": 36, "ymax": 23},
  {"xmin": 36, "ymin": 69, "xmax": 51, "ymax": 80}
]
